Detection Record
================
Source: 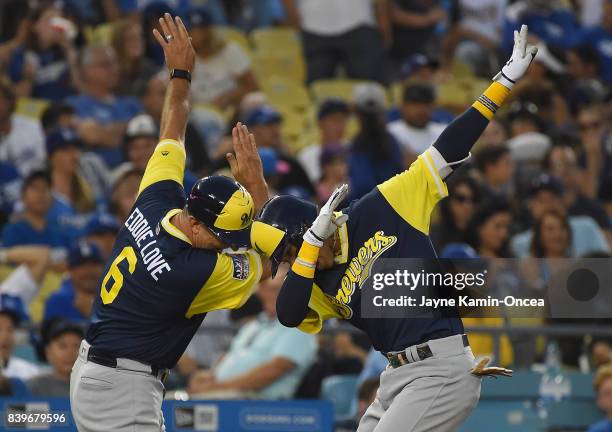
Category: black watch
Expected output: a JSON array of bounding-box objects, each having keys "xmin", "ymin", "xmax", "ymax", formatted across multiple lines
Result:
[{"xmin": 170, "ymin": 69, "xmax": 191, "ymax": 82}]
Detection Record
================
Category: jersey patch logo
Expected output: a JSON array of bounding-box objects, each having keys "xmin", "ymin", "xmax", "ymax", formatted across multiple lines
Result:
[
  {"xmin": 161, "ymin": 151, "xmax": 169, "ymax": 156},
  {"xmin": 336, "ymin": 231, "xmax": 397, "ymax": 305},
  {"xmin": 231, "ymin": 255, "xmax": 250, "ymax": 280}
]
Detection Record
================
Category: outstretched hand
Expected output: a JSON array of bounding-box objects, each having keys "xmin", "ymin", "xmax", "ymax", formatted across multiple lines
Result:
[
  {"xmin": 153, "ymin": 13, "xmax": 195, "ymax": 72},
  {"xmin": 494, "ymin": 24, "xmax": 538, "ymax": 88}
]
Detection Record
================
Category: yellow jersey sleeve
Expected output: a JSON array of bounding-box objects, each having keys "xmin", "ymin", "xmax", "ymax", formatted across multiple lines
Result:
[
  {"xmin": 137, "ymin": 139, "xmax": 186, "ymax": 197},
  {"xmin": 297, "ymin": 283, "xmax": 347, "ymax": 334},
  {"xmin": 185, "ymin": 250, "xmax": 262, "ymax": 318},
  {"xmin": 377, "ymin": 148, "xmax": 448, "ymax": 234}
]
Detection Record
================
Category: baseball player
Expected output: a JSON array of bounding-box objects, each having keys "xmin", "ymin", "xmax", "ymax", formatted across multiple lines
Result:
[
  {"xmin": 251, "ymin": 25, "xmax": 537, "ymax": 431},
  {"xmin": 70, "ymin": 14, "xmax": 271, "ymax": 431}
]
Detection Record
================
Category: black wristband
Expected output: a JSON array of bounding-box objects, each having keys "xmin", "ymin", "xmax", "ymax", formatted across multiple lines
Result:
[{"xmin": 170, "ymin": 69, "xmax": 191, "ymax": 82}]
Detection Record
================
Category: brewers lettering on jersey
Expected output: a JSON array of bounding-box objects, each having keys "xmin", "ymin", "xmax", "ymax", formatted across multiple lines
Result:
[
  {"xmin": 251, "ymin": 24, "xmax": 536, "ymax": 432},
  {"xmin": 70, "ymin": 14, "xmax": 270, "ymax": 432}
]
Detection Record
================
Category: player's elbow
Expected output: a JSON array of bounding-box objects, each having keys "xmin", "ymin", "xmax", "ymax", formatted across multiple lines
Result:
[{"xmin": 276, "ymin": 308, "xmax": 303, "ymax": 328}]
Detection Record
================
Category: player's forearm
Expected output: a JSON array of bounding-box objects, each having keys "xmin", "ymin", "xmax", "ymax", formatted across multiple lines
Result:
[
  {"xmin": 159, "ymin": 78, "xmax": 190, "ymax": 144},
  {"xmin": 276, "ymin": 243, "xmax": 319, "ymax": 328},
  {"xmin": 433, "ymin": 82, "xmax": 510, "ymax": 163}
]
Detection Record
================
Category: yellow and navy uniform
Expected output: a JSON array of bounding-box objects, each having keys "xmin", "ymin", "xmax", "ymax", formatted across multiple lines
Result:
[
  {"xmin": 277, "ymin": 81, "xmax": 511, "ymax": 353},
  {"xmin": 86, "ymin": 139, "xmax": 261, "ymax": 369}
]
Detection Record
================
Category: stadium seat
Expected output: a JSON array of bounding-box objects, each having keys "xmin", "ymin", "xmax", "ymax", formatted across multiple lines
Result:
[
  {"xmin": 320, "ymin": 375, "xmax": 359, "ymax": 419},
  {"xmin": 260, "ymin": 78, "xmax": 311, "ymax": 113},
  {"xmin": 459, "ymin": 400, "xmax": 544, "ymax": 432},
  {"xmin": 310, "ymin": 79, "xmax": 388, "ymax": 106},
  {"xmin": 480, "ymin": 370, "xmax": 542, "ymax": 400},
  {"xmin": 566, "ymin": 371, "xmax": 595, "ymax": 399},
  {"xmin": 251, "ymin": 27, "xmax": 301, "ymax": 54},
  {"xmin": 84, "ymin": 23, "xmax": 115, "ymax": 45},
  {"xmin": 214, "ymin": 26, "xmax": 251, "ymax": 54},
  {"xmin": 252, "ymin": 51, "xmax": 306, "ymax": 84},
  {"xmin": 12, "ymin": 344, "xmax": 38, "ymax": 364},
  {"xmin": 15, "ymin": 98, "xmax": 50, "ymax": 120},
  {"xmin": 545, "ymin": 400, "xmax": 602, "ymax": 429}
]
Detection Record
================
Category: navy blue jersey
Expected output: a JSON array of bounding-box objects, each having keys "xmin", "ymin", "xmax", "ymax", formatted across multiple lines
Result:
[
  {"xmin": 296, "ymin": 148, "xmax": 464, "ymax": 353},
  {"xmin": 86, "ymin": 139, "xmax": 262, "ymax": 368}
]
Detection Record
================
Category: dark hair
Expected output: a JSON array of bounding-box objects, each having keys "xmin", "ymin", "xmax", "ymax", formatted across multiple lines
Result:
[
  {"xmin": 439, "ymin": 175, "xmax": 481, "ymax": 227},
  {"xmin": 530, "ymin": 209, "xmax": 571, "ymax": 258},
  {"xmin": 357, "ymin": 377, "xmax": 380, "ymax": 402},
  {"xmin": 569, "ymin": 44, "xmax": 601, "ymax": 73},
  {"xmin": 474, "ymin": 145, "xmax": 510, "ymax": 173},
  {"xmin": 466, "ymin": 199, "xmax": 513, "ymax": 257},
  {"xmin": 41, "ymin": 103, "xmax": 75, "ymax": 132},
  {"xmin": 22, "ymin": 170, "xmax": 51, "ymax": 194},
  {"xmin": 352, "ymin": 110, "xmax": 394, "ymax": 160}
]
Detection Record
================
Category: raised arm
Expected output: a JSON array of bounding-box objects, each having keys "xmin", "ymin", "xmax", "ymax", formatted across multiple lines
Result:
[
  {"xmin": 138, "ymin": 14, "xmax": 195, "ymax": 196},
  {"xmin": 431, "ymin": 24, "xmax": 538, "ymax": 179}
]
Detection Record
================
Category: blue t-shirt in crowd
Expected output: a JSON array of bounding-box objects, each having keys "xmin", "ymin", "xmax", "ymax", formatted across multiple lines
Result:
[
  {"xmin": 8, "ymin": 48, "xmax": 74, "ymax": 101},
  {"xmin": 65, "ymin": 93, "xmax": 143, "ymax": 167},
  {"xmin": 47, "ymin": 195, "xmax": 96, "ymax": 244},
  {"xmin": 589, "ymin": 420, "xmax": 612, "ymax": 432},
  {"xmin": 503, "ymin": 6, "xmax": 580, "ymax": 52},
  {"xmin": 1, "ymin": 217, "xmax": 70, "ymax": 248},
  {"xmin": 580, "ymin": 26, "xmax": 612, "ymax": 85},
  {"xmin": 44, "ymin": 278, "xmax": 85, "ymax": 323}
]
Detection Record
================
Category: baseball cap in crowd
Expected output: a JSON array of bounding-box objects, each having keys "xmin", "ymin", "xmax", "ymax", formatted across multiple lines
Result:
[
  {"xmin": 68, "ymin": 241, "xmax": 104, "ymax": 268},
  {"xmin": 319, "ymin": 145, "xmax": 346, "ymax": 167},
  {"xmin": 259, "ymin": 148, "xmax": 279, "ymax": 178},
  {"xmin": 399, "ymin": 54, "xmax": 437, "ymax": 81},
  {"xmin": 403, "ymin": 83, "xmax": 435, "ymax": 104},
  {"xmin": 46, "ymin": 127, "xmax": 82, "ymax": 156},
  {"xmin": 126, "ymin": 114, "xmax": 158, "ymax": 141},
  {"xmin": 0, "ymin": 294, "xmax": 29, "ymax": 326},
  {"xmin": 317, "ymin": 98, "xmax": 349, "ymax": 120},
  {"xmin": 244, "ymin": 106, "xmax": 282, "ymax": 127},
  {"xmin": 529, "ymin": 174, "xmax": 564, "ymax": 197},
  {"xmin": 84, "ymin": 213, "xmax": 120, "ymax": 237},
  {"xmin": 353, "ymin": 83, "xmax": 387, "ymax": 113},
  {"xmin": 440, "ymin": 243, "xmax": 479, "ymax": 260},
  {"xmin": 187, "ymin": 7, "xmax": 213, "ymax": 28},
  {"xmin": 36, "ymin": 318, "xmax": 85, "ymax": 362}
]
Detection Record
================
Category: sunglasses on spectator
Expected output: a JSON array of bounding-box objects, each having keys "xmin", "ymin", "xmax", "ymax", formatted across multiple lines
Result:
[
  {"xmin": 578, "ymin": 120, "xmax": 601, "ymax": 132},
  {"xmin": 451, "ymin": 194, "xmax": 474, "ymax": 204}
]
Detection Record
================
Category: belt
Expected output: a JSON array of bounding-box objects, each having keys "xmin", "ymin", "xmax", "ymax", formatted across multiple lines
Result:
[
  {"xmin": 87, "ymin": 347, "xmax": 168, "ymax": 381},
  {"xmin": 385, "ymin": 334, "xmax": 469, "ymax": 368}
]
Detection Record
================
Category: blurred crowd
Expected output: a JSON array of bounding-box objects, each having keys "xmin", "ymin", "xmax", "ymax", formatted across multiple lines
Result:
[{"xmin": 0, "ymin": 0, "xmax": 611, "ymax": 427}]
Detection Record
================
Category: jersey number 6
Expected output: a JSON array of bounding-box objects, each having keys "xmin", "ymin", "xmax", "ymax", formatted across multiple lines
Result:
[{"xmin": 101, "ymin": 246, "xmax": 137, "ymax": 305}]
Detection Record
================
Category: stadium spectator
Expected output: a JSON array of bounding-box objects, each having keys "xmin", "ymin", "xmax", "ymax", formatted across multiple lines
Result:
[
  {"xmin": 349, "ymin": 83, "xmax": 402, "ymax": 200},
  {"xmin": 188, "ymin": 8, "xmax": 257, "ymax": 109},
  {"xmin": 441, "ymin": 0, "xmax": 507, "ymax": 76},
  {"xmin": 45, "ymin": 128, "xmax": 98, "ymax": 241},
  {"xmin": 530, "ymin": 209, "xmax": 572, "ymax": 259},
  {"xmin": 503, "ymin": 0, "xmax": 580, "ymax": 53},
  {"xmin": 244, "ymin": 106, "xmax": 314, "ymax": 196},
  {"xmin": 82, "ymin": 213, "xmax": 120, "ymax": 260},
  {"xmin": 505, "ymin": 101, "xmax": 552, "ymax": 167},
  {"xmin": 589, "ymin": 363, "xmax": 612, "ymax": 432},
  {"xmin": 225, "ymin": 0, "xmax": 286, "ymax": 32},
  {"xmin": 44, "ymin": 241, "xmax": 104, "ymax": 323},
  {"xmin": 27, "ymin": 319, "xmax": 83, "ymax": 397},
  {"xmin": 475, "ymin": 118, "xmax": 509, "ymax": 150},
  {"xmin": 544, "ymin": 144, "xmax": 612, "ymax": 233},
  {"xmin": 466, "ymin": 199, "xmax": 514, "ymax": 258},
  {"xmin": 316, "ymin": 145, "xmax": 348, "ymax": 204},
  {"xmin": 577, "ymin": 104, "xmax": 612, "ymax": 199},
  {"xmin": 356, "ymin": 377, "xmax": 380, "ymax": 421},
  {"xmin": 109, "ymin": 168, "xmax": 142, "ymax": 224},
  {"xmin": 117, "ymin": 114, "xmax": 198, "ymax": 192},
  {"xmin": 188, "ymin": 265, "xmax": 317, "ymax": 399},
  {"xmin": 512, "ymin": 174, "xmax": 610, "ymax": 257},
  {"xmin": 283, "ymin": 0, "xmax": 389, "ymax": 84},
  {"xmin": 474, "ymin": 145, "xmax": 515, "ymax": 201},
  {"xmin": 0, "ymin": 296, "xmax": 38, "ymax": 382},
  {"xmin": 2, "ymin": 170, "xmax": 69, "ymax": 249},
  {"xmin": 567, "ymin": 44, "xmax": 603, "ymax": 82},
  {"xmin": 111, "ymin": 18, "xmax": 158, "ymax": 96},
  {"xmin": 580, "ymin": 0, "xmax": 612, "ymax": 84},
  {"xmin": 0, "ymin": 161, "xmax": 21, "ymax": 226},
  {"xmin": 65, "ymin": 44, "xmax": 142, "ymax": 168},
  {"xmin": 387, "ymin": 82, "xmax": 445, "ymax": 166},
  {"xmin": 431, "ymin": 175, "xmax": 481, "ymax": 251},
  {"xmin": 388, "ymin": 0, "xmax": 447, "ymax": 64},
  {"xmin": 297, "ymin": 98, "xmax": 350, "ymax": 183},
  {"xmin": 7, "ymin": 3, "xmax": 80, "ymax": 100},
  {"xmin": 139, "ymin": 75, "xmax": 210, "ymax": 174},
  {"xmin": 0, "ymin": 81, "xmax": 46, "ymax": 176}
]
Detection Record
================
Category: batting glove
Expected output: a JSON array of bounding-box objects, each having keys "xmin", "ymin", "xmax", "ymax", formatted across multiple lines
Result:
[
  {"xmin": 493, "ymin": 24, "xmax": 538, "ymax": 89},
  {"xmin": 303, "ymin": 184, "xmax": 349, "ymax": 248}
]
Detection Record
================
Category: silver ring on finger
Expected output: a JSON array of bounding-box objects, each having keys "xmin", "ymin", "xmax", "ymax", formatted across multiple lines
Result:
[{"xmin": 166, "ymin": 35, "xmax": 173, "ymax": 42}]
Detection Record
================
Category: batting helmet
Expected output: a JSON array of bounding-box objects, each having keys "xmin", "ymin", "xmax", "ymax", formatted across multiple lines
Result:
[
  {"xmin": 186, "ymin": 176, "xmax": 254, "ymax": 248},
  {"xmin": 250, "ymin": 195, "xmax": 317, "ymax": 277}
]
